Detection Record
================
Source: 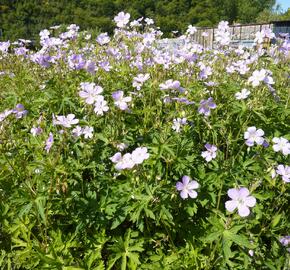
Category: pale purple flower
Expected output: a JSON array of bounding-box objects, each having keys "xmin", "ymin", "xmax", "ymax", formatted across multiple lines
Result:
[
  {"xmin": 12, "ymin": 104, "xmax": 28, "ymax": 119},
  {"xmin": 171, "ymin": 97, "xmax": 194, "ymax": 105},
  {"xmin": 72, "ymin": 126, "xmax": 83, "ymax": 137},
  {"xmin": 172, "ymin": 118, "xmax": 187, "ymax": 133},
  {"xmin": 110, "ymin": 152, "xmax": 122, "ymax": 163},
  {"xmin": 225, "ymin": 187, "xmax": 256, "ymax": 217},
  {"xmin": 45, "ymin": 132, "xmax": 54, "ymax": 153},
  {"xmin": 276, "ymin": 165, "xmax": 290, "ymax": 183},
  {"xmin": 272, "ymin": 137, "xmax": 290, "ymax": 156},
  {"xmin": 31, "ymin": 52, "xmax": 52, "ymax": 68},
  {"xmin": 79, "ymin": 82, "xmax": 103, "ymax": 104},
  {"xmin": 176, "ymin": 176, "xmax": 199, "ymax": 199},
  {"xmin": 199, "ymin": 63, "xmax": 212, "ymax": 79},
  {"xmin": 280, "ymin": 236, "xmax": 290, "ymax": 247},
  {"xmin": 85, "ymin": 60, "xmax": 97, "ymax": 74},
  {"xmin": 30, "ymin": 126, "xmax": 43, "ymax": 136},
  {"xmin": 68, "ymin": 54, "xmax": 86, "ymax": 70},
  {"xmin": 201, "ymin": 143, "xmax": 217, "ymax": 162},
  {"xmin": 14, "ymin": 47, "xmax": 28, "ymax": 56},
  {"xmin": 131, "ymin": 147, "xmax": 149, "ymax": 164},
  {"xmin": 159, "ymin": 79, "xmax": 181, "ymax": 91},
  {"xmin": 244, "ymin": 127, "xmax": 265, "ymax": 147},
  {"xmin": 112, "ymin": 91, "xmax": 132, "ymax": 110},
  {"xmin": 54, "ymin": 114, "xmax": 79, "ymax": 128},
  {"xmin": 114, "ymin": 12, "xmax": 130, "ymax": 28},
  {"xmin": 94, "ymin": 95, "xmax": 109, "ymax": 115},
  {"xmin": 132, "ymin": 73, "xmax": 150, "ymax": 90},
  {"xmin": 198, "ymin": 97, "xmax": 216, "ymax": 116},
  {"xmin": 99, "ymin": 60, "xmax": 112, "ymax": 72},
  {"xmin": 82, "ymin": 126, "xmax": 93, "ymax": 139},
  {"xmin": 235, "ymin": 89, "xmax": 250, "ymax": 100},
  {"xmin": 0, "ymin": 41, "xmax": 10, "ymax": 53},
  {"xmin": 96, "ymin": 33, "xmax": 110, "ymax": 45}
]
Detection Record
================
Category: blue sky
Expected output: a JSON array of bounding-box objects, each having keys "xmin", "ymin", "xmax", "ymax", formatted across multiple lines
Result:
[{"xmin": 277, "ymin": 0, "xmax": 290, "ymax": 11}]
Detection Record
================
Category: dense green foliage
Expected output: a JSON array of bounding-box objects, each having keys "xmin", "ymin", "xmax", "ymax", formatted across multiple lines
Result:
[{"xmin": 0, "ymin": 0, "xmax": 287, "ymax": 40}]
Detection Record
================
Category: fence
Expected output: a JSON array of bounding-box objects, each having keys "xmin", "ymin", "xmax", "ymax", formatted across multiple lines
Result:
[{"xmin": 193, "ymin": 20, "xmax": 290, "ymax": 48}]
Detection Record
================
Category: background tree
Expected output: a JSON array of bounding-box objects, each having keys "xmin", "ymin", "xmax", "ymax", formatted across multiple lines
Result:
[{"xmin": 0, "ymin": 0, "xmax": 288, "ymax": 41}]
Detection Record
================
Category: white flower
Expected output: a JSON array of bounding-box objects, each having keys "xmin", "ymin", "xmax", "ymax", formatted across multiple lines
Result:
[
  {"xmin": 272, "ymin": 137, "xmax": 290, "ymax": 156},
  {"xmin": 235, "ymin": 88, "xmax": 250, "ymax": 100},
  {"xmin": 132, "ymin": 74, "xmax": 150, "ymax": 90},
  {"xmin": 254, "ymin": 31, "xmax": 264, "ymax": 44},
  {"xmin": 172, "ymin": 118, "xmax": 187, "ymax": 133},
  {"xmin": 248, "ymin": 69, "xmax": 267, "ymax": 87},
  {"xmin": 54, "ymin": 114, "xmax": 79, "ymax": 128},
  {"xmin": 72, "ymin": 125, "xmax": 83, "ymax": 137},
  {"xmin": 115, "ymin": 153, "xmax": 135, "ymax": 170},
  {"xmin": 94, "ymin": 95, "xmax": 109, "ymax": 115},
  {"xmin": 114, "ymin": 12, "xmax": 130, "ymax": 28},
  {"xmin": 131, "ymin": 147, "xmax": 149, "ymax": 164},
  {"xmin": 276, "ymin": 165, "xmax": 290, "ymax": 183},
  {"xmin": 244, "ymin": 127, "xmax": 265, "ymax": 146},
  {"xmin": 96, "ymin": 33, "xmax": 110, "ymax": 45},
  {"xmin": 145, "ymin": 18, "xmax": 154, "ymax": 25},
  {"xmin": 82, "ymin": 126, "xmax": 93, "ymax": 139},
  {"xmin": 186, "ymin": 25, "xmax": 197, "ymax": 35}
]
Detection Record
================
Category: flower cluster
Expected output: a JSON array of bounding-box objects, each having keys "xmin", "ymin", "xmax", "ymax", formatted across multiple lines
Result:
[
  {"xmin": 72, "ymin": 126, "xmax": 94, "ymax": 139},
  {"xmin": 110, "ymin": 147, "xmax": 149, "ymax": 170},
  {"xmin": 79, "ymin": 82, "xmax": 109, "ymax": 116}
]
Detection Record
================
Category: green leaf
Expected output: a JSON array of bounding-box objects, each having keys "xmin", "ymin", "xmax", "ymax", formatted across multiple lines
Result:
[
  {"xmin": 271, "ymin": 214, "xmax": 282, "ymax": 228},
  {"xmin": 34, "ymin": 196, "xmax": 47, "ymax": 226}
]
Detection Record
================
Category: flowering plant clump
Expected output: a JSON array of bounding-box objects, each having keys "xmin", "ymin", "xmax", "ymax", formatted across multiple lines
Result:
[{"xmin": 0, "ymin": 12, "xmax": 290, "ymax": 269}]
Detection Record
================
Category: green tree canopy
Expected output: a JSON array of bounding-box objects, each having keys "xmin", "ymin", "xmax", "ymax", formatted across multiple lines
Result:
[{"xmin": 0, "ymin": 0, "xmax": 287, "ymax": 41}]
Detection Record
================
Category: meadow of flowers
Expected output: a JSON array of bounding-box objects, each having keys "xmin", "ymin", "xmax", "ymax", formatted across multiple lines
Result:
[{"xmin": 0, "ymin": 12, "xmax": 290, "ymax": 269}]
